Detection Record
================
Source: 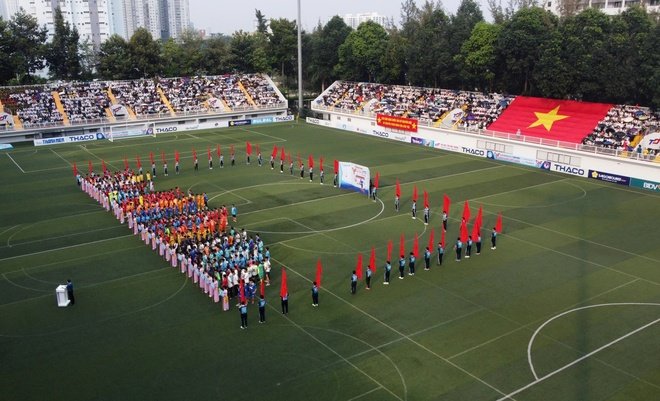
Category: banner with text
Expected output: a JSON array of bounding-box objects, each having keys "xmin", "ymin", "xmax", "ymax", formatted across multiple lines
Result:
[
  {"xmin": 376, "ymin": 114, "xmax": 418, "ymax": 133},
  {"xmin": 338, "ymin": 161, "xmax": 370, "ymax": 196}
]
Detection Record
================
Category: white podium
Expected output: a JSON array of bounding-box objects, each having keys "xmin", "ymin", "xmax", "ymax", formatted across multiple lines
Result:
[{"xmin": 56, "ymin": 285, "xmax": 70, "ymax": 307}]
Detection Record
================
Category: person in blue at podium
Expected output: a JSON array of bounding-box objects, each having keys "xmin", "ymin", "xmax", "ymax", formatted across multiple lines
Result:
[{"xmin": 66, "ymin": 279, "xmax": 75, "ymax": 305}]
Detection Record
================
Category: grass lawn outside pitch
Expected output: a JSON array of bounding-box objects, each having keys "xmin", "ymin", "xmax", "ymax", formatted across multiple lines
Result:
[{"xmin": 0, "ymin": 121, "xmax": 659, "ymax": 401}]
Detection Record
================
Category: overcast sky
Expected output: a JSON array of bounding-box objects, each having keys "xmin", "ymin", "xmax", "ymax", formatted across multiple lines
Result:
[{"xmin": 189, "ymin": 0, "xmax": 490, "ymax": 35}]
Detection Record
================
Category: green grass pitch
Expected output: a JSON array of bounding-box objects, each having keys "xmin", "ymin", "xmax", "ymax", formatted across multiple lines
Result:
[{"xmin": 1, "ymin": 122, "xmax": 659, "ymax": 401}]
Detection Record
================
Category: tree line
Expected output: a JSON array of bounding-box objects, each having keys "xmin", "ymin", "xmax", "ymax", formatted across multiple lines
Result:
[{"xmin": 0, "ymin": 2, "xmax": 658, "ymax": 108}]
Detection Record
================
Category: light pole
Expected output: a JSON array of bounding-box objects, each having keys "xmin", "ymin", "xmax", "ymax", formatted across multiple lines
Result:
[{"xmin": 297, "ymin": 0, "xmax": 303, "ymax": 118}]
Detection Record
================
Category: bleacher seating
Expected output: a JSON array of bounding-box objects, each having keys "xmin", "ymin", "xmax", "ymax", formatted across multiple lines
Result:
[
  {"xmin": 582, "ymin": 104, "xmax": 659, "ymax": 154},
  {"xmin": 57, "ymin": 82, "xmax": 111, "ymax": 124}
]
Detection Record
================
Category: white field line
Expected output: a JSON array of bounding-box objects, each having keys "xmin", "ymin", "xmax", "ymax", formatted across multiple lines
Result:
[
  {"xmin": 6, "ymin": 153, "xmax": 26, "ymax": 173},
  {"xmin": 346, "ymin": 387, "xmax": 383, "ymax": 401},
  {"xmin": 50, "ymin": 148, "xmax": 72, "ymax": 166},
  {"xmin": 0, "ymin": 234, "xmax": 134, "ymax": 262}
]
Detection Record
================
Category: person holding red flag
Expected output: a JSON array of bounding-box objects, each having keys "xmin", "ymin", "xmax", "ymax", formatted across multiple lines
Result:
[
  {"xmin": 218, "ymin": 145, "xmax": 224, "ymax": 168},
  {"xmin": 246, "ymin": 141, "xmax": 252, "ymax": 165},
  {"xmin": 350, "ymin": 270, "xmax": 358, "ymax": 295},
  {"xmin": 288, "ymin": 153, "xmax": 294, "ymax": 175},
  {"xmin": 395, "ymin": 179, "xmax": 401, "ymax": 211},
  {"xmin": 308, "ymin": 155, "xmax": 314, "ymax": 182},
  {"xmin": 384, "ymin": 259, "xmax": 391, "ymax": 284},
  {"xmin": 193, "ymin": 148, "xmax": 198, "ymax": 171},
  {"xmin": 398, "ymin": 254, "xmax": 406, "ymax": 279},
  {"xmin": 135, "ymin": 156, "xmax": 142, "ymax": 175},
  {"xmin": 319, "ymin": 157, "xmax": 325, "ymax": 185},
  {"xmin": 443, "ymin": 194, "xmax": 451, "ymax": 231},
  {"xmin": 207, "ymin": 147, "xmax": 213, "ymax": 169},
  {"xmin": 279, "ymin": 147, "xmax": 285, "ymax": 173},
  {"xmin": 372, "ymin": 172, "xmax": 379, "ymax": 201},
  {"xmin": 423, "ymin": 190, "xmax": 430, "ymax": 225},
  {"xmin": 257, "ymin": 144, "xmax": 262, "ymax": 167},
  {"xmin": 333, "ymin": 159, "xmax": 339, "ymax": 187},
  {"xmin": 411, "ymin": 185, "xmax": 418, "ymax": 219},
  {"xmin": 454, "ymin": 236, "xmax": 463, "ymax": 262},
  {"xmin": 149, "ymin": 152, "xmax": 156, "ymax": 177},
  {"xmin": 239, "ymin": 302, "xmax": 248, "ymax": 329},
  {"xmin": 258, "ymin": 295, "xmax": 266, "ymax": 323},
  {"xmin": 466, "ymin": 235, "xmax": 473, "ymax": 258},
  {"xmin": 408, "ymin": 251, "xmax": 416, "ymax": 276},
  {"xmin": 280, "ymin": 268, "xmax": 289, "ymax": 314},
  {"xmin": 491, "ymin": 228, "xmax": 498, "ymax": 250},
  {"xmin": 230, "ymin": 145, "xmax": 235, "ymax": 166},
  {"xmin": 175, "ymin": 151, "xmax": 180, "ymax": 174},
  {"xmin": 270, "ymin": 145, "xmax": 277, "ymax": 169},
  {"xmin": 312, "ymin": 259, "xmax": 321, "ymax": 306}
]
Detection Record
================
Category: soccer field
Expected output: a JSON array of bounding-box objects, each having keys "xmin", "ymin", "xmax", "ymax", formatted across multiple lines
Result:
[{"xmin": 1, "ymin": 122, "xmax": 659, "ymax": 401}]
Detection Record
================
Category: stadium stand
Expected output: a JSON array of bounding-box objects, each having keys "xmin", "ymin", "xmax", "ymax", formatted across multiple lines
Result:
[{"xmin": 582, "ymin": 104, "xmax": 659, "ymax": 153}]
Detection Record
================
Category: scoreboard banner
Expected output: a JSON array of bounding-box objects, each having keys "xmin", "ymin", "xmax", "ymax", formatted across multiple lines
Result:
[
  {"xmin": 338, "ymin": 162, "xmax": 370, "ymax": 196},
  {"xmin": 376, "ymin": 114, "xmax": 419, "ymax": 133}
]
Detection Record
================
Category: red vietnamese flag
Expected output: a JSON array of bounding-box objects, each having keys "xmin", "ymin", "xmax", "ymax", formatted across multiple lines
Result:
[
  {"xmin": 487, "ymin": 96, "xmax": 613, "ymax": 144},
  {"xmin": 280, "ymin": 268, "xmax": 288, "ymax": 298},
  {"xmin": 72, "ymin": 162, "xmax": 78, "ymax": 177},
  {"xmin": 395, "ymin": 179, "xmax": 401, "ymax": 198},
  {"xmin": 475, "ymin": 206, "xmax": 483, "ymax": 231},
  {"xmin": 319, "ymin": 157, "xmax": 324, "ymax": 171},
  {"xmin": 428, "ymin": 228, "xmax": 435, "ymax": 250},
  {"xmin": 102, "ymin": 160, "xmax": 107, "ymax": 174},
  {"xmin": 136, "ymin": 156, "xmax": 141, "ymax": 169},
  {"xmin": 412, "ymin": 185, "xmax": 418, "ymax": 202},
  {"xmin": 217, "ymin": 144, "xmax": 221, "ymax": 157},
  {"xmin": 175, "ymin": 151, "xmax": 180, "ymax": 162},
  {"xmin": 373, "ymin": 172, "xmax": 379, "ymax": 189},
  {"xmin": 369, "ymin": 246, "xmax": 376, "ymax": 272},
  {"xmin": 443, "ymin": 194, "xmax": 451, "ymax": 216},
  {"xmin": 460, "ymin": 220, "xmax": 469, "ymax": 243},
  {"xmin": 315, "ymin": 259, "xmax": 322, "ymax": 288},
  {"xmin": 399, "ymin": 233, "xmax": 405, "ymax": 258},
  {"xmin": 387, "ymin": 239, "xmax": 393, "ymax": 262},
  {"xmin": 260, "ymin": 280, "xmax": 265, "ymax": 297},
  {"xmin": 246, "ymin": 141, "xmax": 252, "ymax": 155},
  {"xmin": 123, "ymin": 156, "xmax": 128, "ymax": 170},
  {"xmin": 280, "ymin": 146, "xmax": 286, "ymax": 161},
  {"xmin": 495, "ymin": 212, "xmax": 503, "ymax": 233},
  {"xmin": 413, "ymin": 233, "xmax": 419, "ymax": 257},
  {"xmin": 88, "ymin": 160, "xmax": 93, "ymax": 174},
  {"xmin": 308, "ymin": 154, "xmax": 313, "ymax": 168},
  {"xmin": 207, "ymin": 147, "xmax": 212, "ymax": 161},
  {"xmin": 149, "ymin": 152, "xmax": 154, "ymax": 165},
  {"xmin": 271, "ymin": 145, "xmax": 278, "ymax": 158},
  {"xmin": 462, "ymin": 200, "xmax": 471, "ymax": 222},
  {"xmin": 471, "ymin": 220, "xmax": 481, "ymax": 242},
  {"xmin": 423, "ymin": 190, "xmax": 429, "ymax": 208},
  {"xmin": 239, "ymin": 279, "xmax": 246, "ymax": 303},
  {"xmin": 441, "ymin": 227, "xmax": 446, "ymax": 247},
  {"xmin": 333, "ymin": 159, "xmax": 339, "ymax": 174},
  {"xmin": 355, "ymin": 253, "xmax": 363, "ymax": 279}
]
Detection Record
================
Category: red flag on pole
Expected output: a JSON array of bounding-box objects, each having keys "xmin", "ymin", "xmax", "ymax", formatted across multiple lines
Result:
[
  {"xmin": 280, "ymin": 146, "xmax": 286, "ymax": 161},
  {"xmin": 149, "ymin": 152, "xmax": 154, "ymax": 164},
  {"xmin": 271, "ymin": 145, "xmax": 278, "ymax": 158},
  {"xmin": 175, "ymin": 151, "xmax": 180, "ymax": 162},
  {"xmin": 412, "ymin": 185, "xmax": 418, "ymax": 202},
  {"xmin": 462, "ymin": 200, "xmax": 471, "ymax": 222},
  {"xmin": 136, "ymin": 156, "xmax": 141, "ymax": 169},
  {"xmin": 355, "ymin": 253, "xmax": 363, "ymax": 279},
  {"xmin": 428, "ymin": 228, "xmax": 435, "ymax": 250},
  {"xmin": 72, "ymin": 162, "xmax": 78, "ymax": 177},
  {"xmin": 333, "ymin": 159, "xmax": 339, "ymax": 174},
  {"xmin": 475, "ymin": 206, "xmax": 483, "ymax": 230},
  {"xmin": 441, "ymin": 228, "xmax": 446, "ymax": 247},
  {"xmin": 319, "ymin": 157, "xmax": 324, "ymax": 171},
  {"xmin": 260, "ymin": 280, "xmax": 265, "ymax": 297},
  {"xmin": 369, "ymin": 246, "xmax": 376, "ymax": 272},
  {"xmin": 297, "ymin": 153, "xmax": 302, "ymax": 167},
  {"xmin": 280, "ymin": 268, "xmax": 288, "ymax": 298},
  {"xmin": 374, "ymin": 172, "xmax": 379, "ymax": 189},
  {"xmin": 192, "ymin": 148, "xmax": 197, "ymax": 161},
  {"xmin": 123, "ymin": 156, "xmax": 128, "ymax": 170},
  {"xmin": 308, "ymin": 155, "xmax": 313, "ymax": 168},
  {"xmin": 246, "ymin": 141, "xmax": 252, "ymax": 155},
  {"xmin": 217, "ymin": 144, "xmax": 221, "ymax": 157},
  {"xmin": 230, "ymin": 145, "xmax": 235, "ymax": 156},
  {"xmin": 207, "ymin": 146, "xmax": 212, "ymax": 161},
  {"xmin": 239, "ymin": 279, "xmax": 246, "ymax": 304},
  {"xmin": 88, "ymin": 160, "xmax": 93, "ymax": 174},
  {"xmin": 399, "ymin": 233, "xmax": 405, "ymax": 258},
  {"xmin": 287, "ymin": 152, "xmax": 292, "ymax": 165},
  {"xmin": 315, "ymin": 259, "xmax": 322, "ymax": 288},
  {"xmin": 495, "ymin": 212, "xmax": 503, "ymax": 233},
  {"xmin": 102, "ymin": 160, "xmax": 108, "ymax": 174},
  {"xmin": 423, "ymin": 190, "xmax": 429, "ymax": 208},
  {"xmin": 443, "ymin": 194, "xmax": 451, "ymax": 216},
  {"xmin": 161, "ymin": 150, "xmax": 165, "ymax": 163},
  {"xmin": 413, "ymin": 233, "xmax": 419, "ymax": 257},
  {"xmin": 395, "ymin": 179, "xmax": 401, "ymax": 198},
  {"xmin": 387, "ymin": 239, "xmax": 393, "ymax": 262},
  {"xmin": 471, "ymin": 221, "xmax": 481, "ymax": 242},
  {"xmin": 460, "ymin": 220, "xmax": 469, "ymax": 243}
]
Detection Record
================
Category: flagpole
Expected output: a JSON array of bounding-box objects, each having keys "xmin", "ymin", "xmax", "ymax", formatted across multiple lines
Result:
[{"xmin": 297, "ymin": 0, "xmax": 303, "ymax": 118}]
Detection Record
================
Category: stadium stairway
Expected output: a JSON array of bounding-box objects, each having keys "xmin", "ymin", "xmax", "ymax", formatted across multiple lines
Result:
[
  {"xmin": 106, "ymin": 88, "xmax": 118, "ymax": 105},
  {"xmin": 221, "ymin": 98, "xmax": 232, "ymax": 112},
  {"xmin": 105, "ymin": 107, "xmax": 116, "ymax": 122},
  {"xmin": 51, "ymin": 91, "xmax": 70, "ymax": 126},
  {"xmin": 630, "ymin": 133, "xmax": 643, "ymax": 148},
  {"xmin": 12, "ymin": 115, "xmax": 23, "ymax": 129},
  {"xmin": 107, "ymin": 87, "xmax": 136, "ymax": 121},
  {"xmin": 434, "ymin": 110, "xmax": 450, "ymax": 127},
  {"xmin": 237, "ymin": 81, "xmax": 257, "ymax": 106},
  {"xmin": 156, "ymin": 87, "xmax": 177, "ymax": 117}
]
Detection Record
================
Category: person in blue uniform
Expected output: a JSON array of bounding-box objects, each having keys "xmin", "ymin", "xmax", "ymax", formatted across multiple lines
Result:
[
  {"xmin": 281, "ymin": 292, "xmax": 289, "ymax": 314},
  {"xmin": 231, "ymin": 204, "xmax": 237, "ymax": 223},
  {"xmin": 442, "ymin": 211, "xmax": 448, "ymax": 231},
  {"xmin": 258, "ymin": 296, "xmax": 266, "ymax": 323},
  {"xmin": 366, "ymin": 267, "xmax": 372, "ymax": 290},
  {"xmin": 424, "ymin": 247, "xmax": 431, "ymax": 270},
  {"xmin": 239, "ymin": 302, "xmax": 248, "ymax": 329},
  {"xmin": 411, "ymin": 201, "xmax": 417, "ymax": 219},
  {"xmin": 476, "ymin": 234, "xmax": 482, "ymax": 255},
  {"xmin": 311, "ymin": 282, "xmax": 319, "ymax": 306},
  {"xmin": 66, "ymin": 279, "xmax": 75, "ymax": 305},
  {"xmin": 423, "ymin": 206, "xmax": 429, "ymax": 225},
  {"xmin": 408, "ymin": 252, "xmax": 416, "ymax": 275},
  {"xmin": 454, "ymin": 237, "xmax": 463, "ymax": 261},
  {"xmin": 398, "ymin": 255, "xmax": 405, "ymax": 279},
  {"xmin": 384, "ymin": 260, "xmax": 391, "ymax": 284},
  {"xmin": 350, "ymin": 271, "xmax": 358, "ymax": 294},
  {"xmin": 466, "ymin": 236, "xmax": 473, "ymax": 258},
  {"xmin": 437, "ymin": 241, "xmax": 444, "ymax": 266},
  {"xmin": 491, "ymin": 228, "xmax": 497, "ymax": 250}
]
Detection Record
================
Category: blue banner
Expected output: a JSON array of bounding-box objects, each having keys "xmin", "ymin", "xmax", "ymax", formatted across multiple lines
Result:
[{"xmin": 588, "ymin": 170, "xmax": 630, "ymax": 186}]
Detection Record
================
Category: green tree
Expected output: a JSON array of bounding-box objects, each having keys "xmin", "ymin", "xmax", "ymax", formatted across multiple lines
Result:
[
  {"xmin": 269, "ymin": 18, "xmax": 298, "ymax": 79},
  {"xmin": 532, "ymin": 30, "xmax": 571, "ymax": 98},
  {"xmin": 335, "ymin": 21, "xmax": 389, "ymax": 82},
  {"xmin": 449, "ymin": 0, "xmax": 484, "ymax": 87},
  {"xmin": 7, "ymin": 9, "xmax": 48, "ymax": 83},
  {"xmin": 78, "ymin": 38, "xmax": 99, "ymax": 81},
  {"xmin": 455, "ymin": 22, "xmax": 501, "ymax": 91},
  {"xmin": 98, "ymin": 34, "xmax": 131, "ymax": 80},
  {"xmin": 179, "ymin": 29, "xmax": 204, "ymax": 76},
  {"xmin": 160, "ymin": 38, "xmax": 185, "ymax": 77},
  {"xmin": 128, "ymin": 28, "xmax": 161, "ymax": 78},
  {"xmin": 496, "ymin": 7, "xmax": 558, "ymax": 94},
  {"xmin": 255, "ymin": 9, "xmax": 269, "ymax": 35},
  {"xmin": 0, "ymin": 17, "xmax": 12, "ymax": 84},
  {"xmin": 406, "ymin": 2, "xmax": 452, "ymax": 87},
  {"xmin": 639, "ymin": 21, "xmax": 660, "ymax": 109},
  {"xmin": 307, "ymin": 16, "xmax": 352, "ymax": 90},
  {"xmin": 379, "ymin": 26, "xmax": 407, "ymax": 84},
  {"xmin": 46, "ymin": 7, "xmax": 81, "ymax": 80},
  {"xmin": 200, "ymin": 35, "xmax": 230, "ymax": 75}
]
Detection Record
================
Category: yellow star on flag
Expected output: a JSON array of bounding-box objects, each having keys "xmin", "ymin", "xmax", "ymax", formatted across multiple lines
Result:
[{"xmin": 528, "ymin": 105, "xmax": 569, "ymax": 131}]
